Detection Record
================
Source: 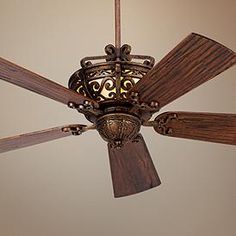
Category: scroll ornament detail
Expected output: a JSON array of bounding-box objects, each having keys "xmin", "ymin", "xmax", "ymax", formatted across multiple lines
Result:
[
  {"xmin": 68, "ymin": 44, "xmax": 155, "ymax": 103},
  {"xmin": 155, "ymin": 113, "xmax": 178, "ymax": 135}
]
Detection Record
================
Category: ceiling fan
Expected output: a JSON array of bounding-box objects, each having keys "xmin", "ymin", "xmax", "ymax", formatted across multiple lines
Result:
[{"xmin": 0, "ymin": 0, "xmax": 236, "ymax": 198}]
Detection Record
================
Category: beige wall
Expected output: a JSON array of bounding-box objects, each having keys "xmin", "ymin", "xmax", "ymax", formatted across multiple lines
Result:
[{"xmin": 0, "ymin": 0, "xmax": 236, "ymax": 235}]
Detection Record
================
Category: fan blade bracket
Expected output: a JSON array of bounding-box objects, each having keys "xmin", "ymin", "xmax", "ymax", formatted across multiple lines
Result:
[
  {"xmin": 129, "ymin": 91, "xmax": 160, "ymax": 112},
  {"xmin": 152, "ymin": 112, "xmax": 236, "ymax": 145},
  {"xmin": 153, "ymin": 113, "xmax": 179, "ymax": 135},
  {"xmin": 143, "ymin": 113, "xmax": 179, "ymax": 135},
  {"xmin": 67, "ymin": 100, "xmax": 102, "ymax": 116},
  {"xmin": 61, "ymin": 124, "xmax": 95, "ymax": 136},
  {"xmin": 61, "ymin": 124, "xmax": 86, "ymax": 136}
]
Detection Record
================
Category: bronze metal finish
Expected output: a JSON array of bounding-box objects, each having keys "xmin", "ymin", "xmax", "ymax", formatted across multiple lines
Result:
[
  {"xmin": 96, "ymin": 113, "xmax": 141, "ymax": 147},
  {"xmin": 69, "ymin": 44, "xmax": 155, "ymax": 103},
  {"xmin": 61, "ymin": 124, "xmax": 95, "ymax": 136},
  {"xmin": 115, "ymin": 0, "xmax": 121, "ymax": 49},
  {"xmin": 129, "ymin": 91, "xmax": 160, "ymax": 112},
  {"xmin": 68, "ymin": 44, "xmax": 155, "ymax": 123},
  {"xmin": 154, "ymin": 113, "xmax": 178, "ymax": 135}
]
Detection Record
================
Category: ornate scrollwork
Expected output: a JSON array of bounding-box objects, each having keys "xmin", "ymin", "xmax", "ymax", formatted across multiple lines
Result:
[
  {"xmin": 120, "ymin": 77, "xmax": 136, "ymax": 99},
  {"xmin": 68, "ymin": 44, "xmax": 155, "ymax": 103},
  {"xmin": 120, "ymin": 44, "xmax": 132, "ymax": 61},
  {"xmin": 89, "ymin": 77, "xmax": 116, "ymax": 101},
  {"xmin": 105, "ymin": 44, "xmax": 117, "ymax": 61},
  {"xmin": 96, "ymin": 113, "xmax": 141, "ymax": 147},
  {"xmin": 155, "ymin": 113, "xmax": 178, "ymax": 135}
]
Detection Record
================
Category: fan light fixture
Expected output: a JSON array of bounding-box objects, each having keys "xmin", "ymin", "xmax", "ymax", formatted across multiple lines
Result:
[
  {"xmin": 68, "ymin": 1, "xmax": 157, "ymax": 147},
  {"xmin": 0, "ymin": 0, "xmax": 235, "ymax": 198}
]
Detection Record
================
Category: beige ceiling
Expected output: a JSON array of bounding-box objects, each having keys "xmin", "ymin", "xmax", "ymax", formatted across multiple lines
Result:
[{"xmin": 0, "ymin": 0, "xmax": 236, "ymax": 235}]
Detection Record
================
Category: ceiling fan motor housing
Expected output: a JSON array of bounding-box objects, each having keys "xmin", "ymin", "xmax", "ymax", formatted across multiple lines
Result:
[{"xmin": 68, "ymin": 44, "xmax": 156, "ymax": 145}]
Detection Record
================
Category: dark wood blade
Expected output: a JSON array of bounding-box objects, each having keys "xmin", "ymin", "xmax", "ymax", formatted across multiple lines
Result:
[
  {"xmin": 0, "ymin": 124, "xmax": 87, "ymax": 153},
  {"xmin": 108, "ymin": 134, "xmax": 161, "ymax": 198},
  {"xmin": 129, "ymin": 33, "xmax": 236, "ymax": 109},
  {"xmin": 154, "ymin": 112, "xmax": 236, "ymax": 145},
  {"xmin": 0, "ymin": 57, "xmax": 98, "ymax": 108}
]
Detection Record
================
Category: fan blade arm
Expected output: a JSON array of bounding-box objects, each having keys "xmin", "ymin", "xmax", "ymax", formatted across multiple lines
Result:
[
  {"xmin": 0, "ymin": 57, "xmax": 99, "ymax": 113},
  {"xmin": 108, "ymin": 134, "xmax": 161, "ymax": 198},
  {"xmin": 128, "ymin": 33, "xmax": 236, "ymax": 111},
  {"xmin": 0, "ymin": 124, "xmax": 93, "ymax": 154},
  {"xmin": 152, "ymin": 112, "xmax": 236, "ymax": 145}
]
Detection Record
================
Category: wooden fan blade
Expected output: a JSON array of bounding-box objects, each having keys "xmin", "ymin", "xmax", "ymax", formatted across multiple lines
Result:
[
  {"xmin": 154, "ymin": 112, "xmax": 236, "ymax": 145},
  {"xmin": 129, "ymin": 33, "xmax": 236, "ymax": 109},
  {"xmin": 0, "ymin": 124, "xmax": 88, "ymax": 153},
  {"xmin": 0, "ymin": 57, "xmax": 98, "ymax": 109},
  {"xmin": 108, "ymin": 134, "xmax": 161, "ymax": 198}
]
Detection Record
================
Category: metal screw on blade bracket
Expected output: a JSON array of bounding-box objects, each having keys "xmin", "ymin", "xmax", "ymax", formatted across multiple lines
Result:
[
  {"xmin": 83, "ymin": 100, "xmax": 94, "ymax": 110},
  {"xmin": 166, "ymin": 128, "xmax": 173, "ymax": 135},
  {"xmin": 150, "ymin": 101, "xmax": 159, "ymax": 109},
  {"xmin": 112, "ymin": 140, "xmax": 123, "ymax": 149},
  {"xmin": 115, "ymin": 140, "xmax": 123, "ymax": 148},
  {"xmin": 62, "ymin": 127, "xmax": 71, "ymax": 133},
  {"xmin": 72, "ymin": 129, "xmax": 83, "ymax": 136},
  {"xmin": 68, "ymin": 102, "xmax": 76, "ymax": 109},
  {"xmin": 130, "ymin": 92, "xmax": 139, "ymax": 104},
  {"xmin": 138, "ymin": 101, "xmax": 160, "ymax": 112},
  {"xmin": 62, "ymin": 126, "xmax": 84, "ymax": 136},
  {"xmin": 68, "ymin": 100, "xmax": 94, "ymax": 111},
  {"xmin": 173, "ymin": 113, "xmax": 178, "ymax": 119},
  {"xmin": 140, "ymin": 102, "xmax": 147, "ymax": 109},
  {"xmin": 78, "ymin": 104, "xmax": 84, "ymax": 110},
  {"xmin": 77, "ymin": 100, "xmax": 94, "ymax": 111}
]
